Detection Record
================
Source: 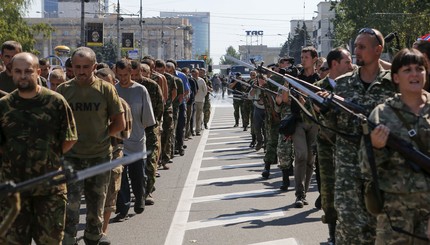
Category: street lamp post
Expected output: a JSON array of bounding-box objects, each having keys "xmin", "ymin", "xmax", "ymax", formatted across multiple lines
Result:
[{"xmin": 116, "ymin": 0, "xmax": 121, "ymax": 60}]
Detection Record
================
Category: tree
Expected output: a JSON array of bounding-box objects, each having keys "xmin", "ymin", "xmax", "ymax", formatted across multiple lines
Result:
[
  {"xmin": 284, "ymin": 22, "xmax": 311, "ymax": 65},
  {"xmin": 92, "ymin": 39, "xmax": 118, "ymax": 64},
  {"xmin": 332, "ymin": 0, "xmax": 430, "ymax": 55},
  {"xmin": 0, "ymin": 1, "xmax": 52, "ymax": 54},
  {"xmin": 220, "ymin": 46, "xmax": 240, "ymax": 65}
]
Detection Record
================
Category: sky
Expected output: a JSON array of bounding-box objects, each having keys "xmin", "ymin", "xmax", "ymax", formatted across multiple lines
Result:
[{"xmin": 26, "ymin": 0, "xmax": 325, "ymax": 64}]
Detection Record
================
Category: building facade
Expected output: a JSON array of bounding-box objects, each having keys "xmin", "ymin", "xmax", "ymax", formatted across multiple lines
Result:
[
  {"xmin": 238, "ymin": 45, "xmax": 281, "ymax": 65},
  {"xmin": 25, "ymin": 16, "xmax": 193, "ymax": 61},
  {"xmin": 161, "ymin": 12, "xmax": 210, "ymax": 59},
  {"xmin": 312, "ymin": 1, "xmax": 336, "ymax": 57}
]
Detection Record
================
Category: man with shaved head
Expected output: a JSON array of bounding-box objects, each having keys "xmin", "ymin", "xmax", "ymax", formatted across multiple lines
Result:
[
  {"xmin": 328, "ymin": 28, "xmax": 397, "ymax": 244},
  {"xmin": 57, "ymin": 47, "xmax": 125, "ymax": 245},
  {"xmin": 0, "ymin": 52, "xmax": 77, "ymax": 244}
]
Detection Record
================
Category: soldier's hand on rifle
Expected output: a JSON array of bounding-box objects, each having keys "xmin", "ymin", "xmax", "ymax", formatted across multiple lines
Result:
[{"xmin": 370, "ymin": 124, "xmax": 390, "ymax": 149}]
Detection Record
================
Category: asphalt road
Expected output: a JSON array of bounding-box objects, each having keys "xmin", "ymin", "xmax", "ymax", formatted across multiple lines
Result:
[{"xmin": 73, "ymin": 93, "xmax": 330, "ymax": 245}]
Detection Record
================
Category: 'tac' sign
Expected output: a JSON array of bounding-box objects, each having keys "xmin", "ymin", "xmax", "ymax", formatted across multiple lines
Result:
[{"xmin": 245, "ymin": 31, "xmax": 264, "ymax": 36}]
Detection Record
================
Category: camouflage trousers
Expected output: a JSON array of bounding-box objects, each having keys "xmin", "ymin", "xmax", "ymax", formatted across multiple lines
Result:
[
  {"xmin": 242, "ymin": 100, "xmax": 252, "ymax": 128},
  {"xmin": 161, "ymin": 107, "xmax": 174, "ymax": 163},
  {"xmin": 277, "ymin": 134, "xmax": 293, "ymax": 170},
  {"xmin": 203, "ymin": 98, "xmax": 211, "ymax": 125},
  {"xmin": 264, "ymin": 121, "xmax": 279, "ymax": 165},
  {"xmin": 335, "ymin": 138, "xmax": 376, "ymax": 245},
  {"xmin": 233, "ymin": 100, "xmax": 243, "ymax": 124},
  {"xmin": 63, "ymin": 156, "xmax": 111, "ymax": 244},
  {"xmin": 0, "ymin": 194, "xmax": 67, "ymax": 245},
  {"xmin": 146, "ymin": 125, "xmax": 160, "ymax": 195},
  {"xmin": 171, "ymin": 105, "xmax": 179, "ymax": 159},
  {"xmin": 375, "ymin": 192, "xmax": 430, "ymax": 245},
  {"xmin": 317, "ymin": 136, "xmax": 337, "ymax": 224}
]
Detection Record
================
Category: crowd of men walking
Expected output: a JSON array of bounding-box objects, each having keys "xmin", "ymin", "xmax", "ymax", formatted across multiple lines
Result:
[
  {"xmin": 1, "ymin": 25, "xmax": 430, "ymax": 245},
  {"xmin": 0, "ymin": 40, "xmax": 212, "ymax": 245}
]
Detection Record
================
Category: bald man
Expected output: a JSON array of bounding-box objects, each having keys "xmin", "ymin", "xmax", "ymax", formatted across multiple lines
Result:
[{"xmin": 0, "ymin": 52, "xmax": 77, "ymax": 244}]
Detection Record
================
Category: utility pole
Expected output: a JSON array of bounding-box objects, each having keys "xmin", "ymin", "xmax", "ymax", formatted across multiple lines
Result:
[
  {"xmin": 80, "ymin": 0, "xmax": 85, "ymax": 46},
  {"xmin": 117, "ymin": 0, "xmax": 121, "ymax": 60},
  {"xmin": 139, "ymin": 0, "xmax": 144, "ymax": 60}
]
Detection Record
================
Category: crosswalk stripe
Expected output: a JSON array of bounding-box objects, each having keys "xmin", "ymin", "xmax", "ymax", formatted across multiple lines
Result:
[
  {"xmin": 204, "ymin": 146, "xmax": 250, "ymax": 153},
  {"xmin": 200, "ymin": 162, "xmax": 263, "ymax": 171},
  {"xmin": 207, "ymin": 136, "xmax": 251, "ymax": 141},
  {"xmin": 206, "ymin": 140, "xmax": 250, "ymax": 146},
  {"xmin": 185, "ymin": 209, "xmax": 286, "ymax": 230},
  {"xmin": 196, "ymin": 174, "xmax": 261, "ymax": 185},
  {"xmin": 191, "ymin": 189, "xmax": 280, "ymax": 203},
  {"xmin": 248, "ymin": 238, "xmax": 301, "ymax": 245},
  {"xmin": 202, "ymin": 153, "xmax": 263, "ymax": 161}
]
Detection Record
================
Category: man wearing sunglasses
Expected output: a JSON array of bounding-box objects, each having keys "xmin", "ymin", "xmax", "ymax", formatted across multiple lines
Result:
[{"xmin": 327, "ymin": 28, "xmax": 397, "ymax": 244}]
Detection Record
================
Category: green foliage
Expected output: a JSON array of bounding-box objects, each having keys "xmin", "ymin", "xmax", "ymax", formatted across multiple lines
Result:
[
  {"xmin": 332, "ymin": 0, "xmax": 430, "ymax": 55},
  {"xmin": 0, "ymin": 1, "xmax": 53, "ymax": 54},
  {"xmin": 280, "ymin": 22, "xmax": 311, "ymax": 64},
  {"xmin": 92, "ymin": 39, "xmax": 118, "ymax": 64},
  {"xmin": 220, "ymin": 46, "xmax": 240, "ymax": 65}
]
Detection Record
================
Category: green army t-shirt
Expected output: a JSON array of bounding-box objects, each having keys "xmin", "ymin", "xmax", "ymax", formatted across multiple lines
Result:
[{"xmin": 57, "ymin": 77, "xmax": 124, "ymax": 159}]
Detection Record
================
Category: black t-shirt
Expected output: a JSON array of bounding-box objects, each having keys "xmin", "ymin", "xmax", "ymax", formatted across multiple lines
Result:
[{"xmin": 292, "ymin": 71, "xmax": 320, "ymax": 116}]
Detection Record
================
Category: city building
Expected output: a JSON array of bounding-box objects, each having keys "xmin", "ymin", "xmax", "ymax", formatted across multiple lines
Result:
[
  {"xmin": 24, "ymin": 16, "xmax": 192, "ymax": 61},
  {"xmin": 160, "ymin": 12, "xmax": 210, "ymax": 59},
  {"xmin": 238, "ymin": 45, "xmax": 281, "ymax": 65},
  {"xmin": 312, "ymin": 1, "xmax": 336, "ymax": 57}
]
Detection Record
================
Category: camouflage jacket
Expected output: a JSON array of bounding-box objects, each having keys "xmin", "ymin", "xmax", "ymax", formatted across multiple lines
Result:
[
  {"xmin": 0, "ymin": 87, "xmax": 78, "ymax": 196},
  {"xmin": 333, "ymin": 67, "xmax": 397, "ymax": 142},
  {"xmin": 138, "ymin": 77, "xmax": 164, "ymax": 123},
  {"xmin": 361, "ymin": 92, "xmax": 430, "ymax": 193}
]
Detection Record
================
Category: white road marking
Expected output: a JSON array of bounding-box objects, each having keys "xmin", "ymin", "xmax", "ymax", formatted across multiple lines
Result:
[
  {"xmin": 202, "ymin": 153, "xmax": 263, "ymax": 161},
  {"xmin": 192, "ymin": 189, "xmax": 280, "ymax": 204},
  {"xmin": 164, "ymin": 106, "xmax": 214, "ymax": 245},
  {"xmin": 206, "ymin": 140, "xmax": 250, "ymax": 146},
  {"xmin": 200, "ymin": 162, "xmax": 263, "ymax": 171},
  {"xmin": 248, "ymin": 238, "xmax": 301, "ymax": 245},
  {"xmin": 196, "ymin": 174, "xmax": 262, "ymax": 186},
  {"xmin": 204, "ymin": 146, "xmax": 250, "ymax": 152},
  {"xmin": 185, "ymin": 209, "xmax": 286, "ymax": 230},
  {"xmin": 207, "ymin": 136, "xmax": 252, "ymax": 141}
]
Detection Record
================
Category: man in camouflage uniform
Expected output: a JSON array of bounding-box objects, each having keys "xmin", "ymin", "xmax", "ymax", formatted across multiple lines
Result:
[
  {"xmin": 229, "ymin": 72, "xmax": 246, "ymax": 127},
  {"xmin": 167, "ymin": 62, "xmax": 184, "ymax": 159},
  {"xmin": 242, "ymin": 71, "xmax": 255, "ymax": 132},
  {"xmin": 314, "ymin": 47, "xmax": 353, "ymax": 244},
  {"xmin": 247, "ymin": 71, "xmax": 258, "ymax": 145},
  {"xmin": 0, "ymin": 52, "xmax": 77, "ymax": 244},
  {"xmin": 131, "ymin": 62, "xmax": 164, "ymax": 205},
  {"xmin": 274, "ymin": 57, "xmax": 298, "ymax": 191},
  {"xmin": 200, "ymin": 68, "xmax": 212, "ymax": 129},
  {"xmin": 58, "ymin": 47, "xmax": 125, "ymax": 245},
  {"xmin": 330, "ymin": 28, "xmax": 396, "ymax": 244},
  {"xmin": 256, "ymin": 74, "xmax": 280, "ymax": 179},
  {"xmin": 155, "ymin": 60, "xmax": 177, "ymax": 168}
]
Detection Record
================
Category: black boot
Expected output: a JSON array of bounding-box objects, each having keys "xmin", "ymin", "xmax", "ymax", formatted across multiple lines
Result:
[
  {"xmin": 328, "ymin": 222, "xmax": 336, "ymax": 244},
  {"xmin": 279, "ymin": 168, "xmax": 290, "ymax": 191},
  {"xmin": 261, "ymin": 162, "xmax": 270, "ymax": 179},
  {"xmin": 249, "ymin": 134, "xmax": 256, "ymax": 148}
]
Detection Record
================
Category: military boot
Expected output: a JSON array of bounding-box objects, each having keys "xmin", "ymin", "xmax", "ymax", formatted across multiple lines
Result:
[
  {"xmin": 249, "ymin": 134, "xmax": 256, "ymax": 148},
  {"xmin": 327, "ymin": 222, "xmax": 336, "ymax": 244},
  {"xmin": 261, "ymin": 162, "xmax": 270, "ymax": 179},
  {"xmin": 279, "ymin": 168, "xmax": 290, "ymax": 191}
]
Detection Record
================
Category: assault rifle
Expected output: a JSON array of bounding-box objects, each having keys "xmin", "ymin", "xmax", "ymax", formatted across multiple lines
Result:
[
  {"xmin": 230, "ymin": 76, "xmax": 279, "ymax": 96},
  {"xmin": 0, "ymin": 152, "xmax": 146, "ymax": 199},
  {"xmin": 226, "ymin": 56, "xmax": 430, "ymax": 175}
]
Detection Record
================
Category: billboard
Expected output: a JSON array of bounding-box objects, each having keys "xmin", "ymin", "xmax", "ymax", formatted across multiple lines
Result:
[
  {"xmin": 121, "ymin": 33, "xmax": 134, "ymax": 50},
  {"xmin": 86, "ymin": 22, "xmax": 103, "ymax": 47}
]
